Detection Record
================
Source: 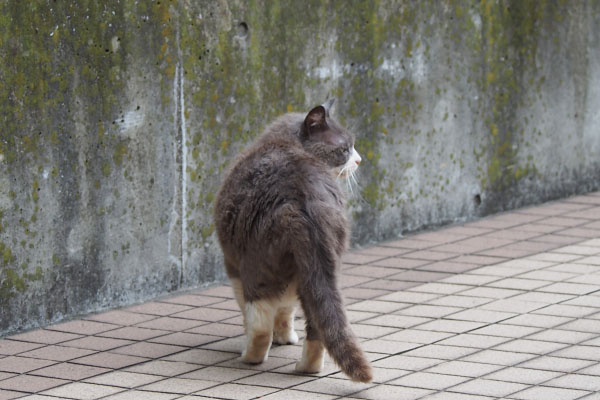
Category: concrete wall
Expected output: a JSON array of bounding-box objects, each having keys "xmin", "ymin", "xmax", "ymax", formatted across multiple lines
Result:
[{"xmin": 1, "ymin": 0, "xmax": 599, "ymax": 335}]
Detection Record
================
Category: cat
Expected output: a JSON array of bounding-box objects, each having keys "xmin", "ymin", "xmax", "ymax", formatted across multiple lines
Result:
[{"xmin": 214, "ymin": 99, "xmax": 372, "ymax": 383}]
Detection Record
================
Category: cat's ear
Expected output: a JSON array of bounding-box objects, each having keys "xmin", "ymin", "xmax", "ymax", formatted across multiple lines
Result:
[
  {"xmin": 304, "ymin": 105, "xmax": 327, "ymax": 131},
  {"xmin": 322, "ymin": 98, "xmax": 335, "ymax": 117}
]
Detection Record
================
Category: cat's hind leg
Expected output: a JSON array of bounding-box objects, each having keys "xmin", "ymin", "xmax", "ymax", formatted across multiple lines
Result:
[
  {"xmin": 229, "ymin": 278, "xmax": 247, "ymax": 332},
  {"xmin": 273, "ymin": 306, "xmax": 299, "ymax": 345},
  {"xmin": 242, "ymin": 299, "xmax": 276, "ymax": 364},
  {"xmin": 295, "ymin": 308, "xmax": 325, "ymax": 373}
]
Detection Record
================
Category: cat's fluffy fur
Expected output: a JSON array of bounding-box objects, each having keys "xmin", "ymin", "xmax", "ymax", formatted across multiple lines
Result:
[{"xmin": 214, "ymin": 100, "xmax": 372, "ymax": 383}]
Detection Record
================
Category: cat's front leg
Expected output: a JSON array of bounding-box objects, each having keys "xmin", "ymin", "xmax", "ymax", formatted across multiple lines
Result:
[
  {"xmin": 273, "ymin": 306, "xmax": 299, "ymax": 345},
  {"xmin": 242, "ymin": 300, "xmax": 276, "ymax": 364}
]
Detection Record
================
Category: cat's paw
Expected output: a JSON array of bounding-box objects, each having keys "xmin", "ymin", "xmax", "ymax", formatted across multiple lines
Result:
[
  {"xmin": 273, "ymin": 329, "xmax": 299, "ymax": 345},
  {"xmin": 241, "ymin": 348, "xmax": 268, "ymax": 364},
  {"xmin": 295, "ymin": 357, "xmax": 324, "ymax": 374}
]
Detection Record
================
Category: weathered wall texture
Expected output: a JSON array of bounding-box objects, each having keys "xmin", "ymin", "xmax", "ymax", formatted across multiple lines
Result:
[{"xmin": 1, "ymin": 0, "xmax": 599, "ymax": 335}]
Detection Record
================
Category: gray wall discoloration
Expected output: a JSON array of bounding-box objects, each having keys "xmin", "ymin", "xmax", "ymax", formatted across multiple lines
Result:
[{"xmin": 1, "ymin": 0, "xmax": 599, "ymax": 335}]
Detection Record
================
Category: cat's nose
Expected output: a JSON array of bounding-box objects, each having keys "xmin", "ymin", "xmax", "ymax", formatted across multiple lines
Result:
[{"xmin": 355, "ymin": 159, "xmax": 361, "ymax": 165}]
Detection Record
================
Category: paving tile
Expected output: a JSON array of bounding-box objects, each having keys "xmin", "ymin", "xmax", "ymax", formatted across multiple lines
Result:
[
  {"xmin": 60, "ymin": 336, "xmax": 134, "ymax": 351},
  {"xmin": 519, "ymin": 356, "xmax": 595, "ymax": 372},
  {"xmin": 382, "ymin": 238, "xmax": 436, "ymax": 250},
  {"xmin": 494, "ymin": 339, "xmax": 569, "ymax": 355},
  {"xmin": 510, "ymin": 291, "xmax": 575, "ymax": 304},
  {"xmin": 0, "ymin": 372, "xmax": 15, "ymax": 381},
  {"xmin": 459, "ymin": 287, "xmax": 523, "ymax": 299},
  {"xmin": 427, "ymin": 295, "xmax": 492, "ymax": 309},
  {"xmin": 407, "ymin": 283, "xmax": 471, "ymax": 295},
  {"xmin": 527, "ymin": 329, "xmax": 596, "ymax": 344},
  {"xmin": 420, "ymin": 392, "xmax": 498, "ymax": 400},
  {"xmin": 450, "ymin": 254, "xmax": 508, "ymax": 266},
  {"xmin": 352, "ymin": 384, "xmax": 433, "ymax": 400},
  {"xmin": 359, "ymin": 278, "xmax": 424, "ymax": 291},
  {"xmin": 97, "ymin": 326, "xmax": 171, "ymax": 341},
  {"xmin": 533, "ymin": 304, "xmax": 597, "ymax": 318},
  {"xmin": 403, "ymin": 345, "xmax": 479, "ymax": 360},
  {"xmin": 424, "ymin": 361, "xmax": 504, "ymax": 377},
  {"xmin": 111, "ymin": 342, "xmax": 185, "ymax": 358},
  {"xmin": 179, "ymin": 366, "xmax": 258, "ymax": 382},
  {"xmin": 0, "ymin": 340, "xmax": 43, "ymax": 356},
  {"xmin": 380, "ymin": 329, "xmax": 454, "ymax": 344},
  {"xmin": 388, "ymin": 270, "xmax": 452, "ymax": 282},
  {"xmin": 347, "ymin": 300, "xmax": 408, "ymax": 314},
  {"xmin": 355, "ymin": 246, "xmax": 414, "ymax": 256},
  {"xmin": 162, "ymin": 349, "xmax": 238, "ymax": 365},
  {"xmin": 197, "ymin": 383, "xmax": 278, "ymax": 399},
  {"xmin": 258, "ymin": 389, "xmax": 337, "ymax": 400},
  {"xmin": 138, "ymin": 378, "xmax": 218, "ymax": 394},
  {"xmin": 376, "ymin": 291, "xmax": 440, "ymax": 304},
  {"xmin": 185, "ymin": 323, "xmax": 244, "ymax": 338},
  {"xmin": 436, "ymin": 334, "xmax": 511, "ymax": 349},
  {"xmin": 446, "ymin": 309, "xmax": 516, "ymax": 323},
  {"xmin": 0, "ymin": 389, "xmax": 25, "ymax": 400},
  {"xmin": 360, "ymin": 339, "xmax": 420, "ymax": 354},
  {"xmin": 483, "ymin": 367, "xmax": 562, "ymax": 385},
  {"xmin": 41, "ymin": 382, "xmax": 124, "ymax": 399},
  {"xmin": 125, "ymin": 302, "xmax": 193, "ymax": 316},
  {"xmin": 557, "ymin": 318, "xmax": 600, "ymax": 333},
  {"xmin": 47, "ymin": 320, "xmax": 119, "ymax": 336},
  {"xmin": 233, "ymin": 372, "xmax": 315, "ymax": 389},
  {"xmin": 350, "ymin": 324, "xmax": 398, "ymax": 339},
  {"xmin": 470, "ymin": 324, "xmax": 542, "ymax": 338},
  {"xmin": 544, "ymin": 374, "xmax": 600, "ymax": 392},
  {"xmin": 449, "ymin": 378, "xmax": 527, "ymax": 397},
  {"xmin": 417, "ymin": 261, "xmax": 480, "ymax": 274},
  {"xmin": 194, "ymin": 285, "xmax": 234, "ymax": 298},
  {"xmin": 508, "ymin": 386, "xmax": 589, "ymax": 400},
  {"xmin": 102, "ymin": 391, "xmax": 179, "ymax": 400},
  {"xmin": 362, "ymin": 315, "xmax": 432, "ymax": 329},
  {"xmin": 31, "ymin": 362, "xmax": 110, "ymax": 380},
  {"xmin": 20, "ymin": 345, "xmax": 95, "ymax": 362},
  {"xmin": 341, "ymin": 253, "xmax": 387, "ymax": 265},
  {"xmin": 550, "ymin": 345, "xmax": 600, "ymax": 361},
  {"xmin": 479, "ymin": 299, "xmax": 546, "ymax": 313},
  {"xmin": 501, "ymin": 314, "xmax": 574, "ymax": 328},
  {"xmin": 0, "ymin": 356, "xmax": 56, "ymax": 374},
  {"xmin": 0, "ymin": 375, "xmax": 68, "ymax": 393},
  {"xmin": 71, "ymin": 352, "xmax": 148, "ymax": 369},
  {"xmin": 7, "ymin": 330, "xmax": 82, "ymax": 345},
  {"xmin": 461, "ymin": 349, "xmax": 537, "ymax": 366},
  {"xmin": 414, "ymin": 319, "xmax": 485, "ymax": 334},
  {"xmin": 372, "ymin": 355, "xmax": 444, "ymax": 371},
  {"xmin": 517, "ymin": 270, "xmax": 577, "ymax": 282},
  {"xmin": 488, "ymin": 278, "xmax": 550, "ymax": 290},
  {"xmin": 372, "ymin": 257, "xmax": 431, "ymax": 269},
  {"xmin": 148, "ymin": 332, "xmax": 221, "ymax": 347},
  {"xmin": 538, "ymin": 282, "xmax": 599, "ymax": 295},
  {"xmin": 396, "ymin": 304, "xmax": 463, "ymax": 318},
  {"xmin": 160, "ymin": 294, "xmax": 223, "ymax": 307},
  {"xmin": 86, "ymin": 311, "xmax": 156, "ymax": 326},
  {"xmin": 345, "ymin": 265, "xmax": 398, "ymax": 278},
  {"xmin": 344, "ymin": 287, "xmax": 392, "ymax": 300},
  {"xmin": 125, "ymin": 360, "xmax": 200, "ymax": 377},
  {"xmin": 439, "ymin": 274, "xmax": 499, "ymax": 286},
  {"xmin": 388, "ymin": 371, "xmax": 469, "ymax": 390},
  {"xmin": 134, "ymin": 317, "xmax": 209, "ymax": 331}
]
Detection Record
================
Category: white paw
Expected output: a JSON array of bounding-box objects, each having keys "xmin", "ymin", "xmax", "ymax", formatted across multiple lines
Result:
[
  {"xmin": 241, "ymin": 348, "xmax": 268, "ymax": 364},
  {"xmin": 273, "ymin": 329, "xmax": 299, "ymax": 345},
  {"xmin": 295, "ymin": 356, "xmax": 324, "ymax": 374}
]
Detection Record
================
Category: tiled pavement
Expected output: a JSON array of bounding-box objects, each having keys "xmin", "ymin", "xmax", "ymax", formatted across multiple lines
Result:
[{"xmin": 2, "ymin": 191, "xmax": 600, "ymax": 400}]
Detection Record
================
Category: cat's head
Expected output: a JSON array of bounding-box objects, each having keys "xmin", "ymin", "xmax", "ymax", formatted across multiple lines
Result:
[{"xmin": 300, "ymin": 99, "xmax": 362, "ymax": 179}]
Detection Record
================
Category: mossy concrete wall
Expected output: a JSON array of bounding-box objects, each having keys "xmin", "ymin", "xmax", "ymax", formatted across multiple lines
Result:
[{"xmin": 1, "ymin": 0, "xmax": 599, "ymax": 335}]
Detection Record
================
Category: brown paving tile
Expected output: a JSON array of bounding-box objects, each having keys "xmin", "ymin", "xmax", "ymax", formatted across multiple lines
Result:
[
  {"xmin": 207, "ymin": 299, "xmax": 241, "ymax": 311},
  {"xmin": 84, "ymin": 371, "xmax": 164, "ymax": 388},
  {"xmin": 185, "ymin": 323, "xmax": 244, "ymax": 338},
  {"xmin": 97, "ymin": 326, "xmax": 171, "ymax": 341},
  {"xmin": 61, "ymin": 336, "xmax": 134, "ymax": 351},
  {"xmin": 413, "ymin": 230, "xmax": 470, "ymax": 243},
  {"xmin": 354, "ymin": 246, "xmax": 413, "ymax": 256},
  {"xmin": 41, "ymin": 382, "xmax": 124, "ymax": 399},
  {"xmin": 540, "ymin": 216, "xmax": 589, "ymax": 227},
  {"xmin": 0, "ymin": 340, "xmax": 43, "ymax": 356},
  {"xmin": 162, "ymin": 349, "xmax": 238, "ymax": 365},
  {"xmin": 339, "ymin": 274, "xmax": 374, "ymax": 288},
  {"xmin": 0, "ymin": 356, "xmax": 56, "ymax": 374},
  {"xmin": 169, "ymin": 308, "xmax": 239, "ymax": 322},
  {"xmin": 31, "ymin": 362, "xmax": 110, "ymax": 380},
  {"xmin": 148, "ymin": 332, "xmax": 221, "ymax": 347},
  {"xmin": 125, "ymin": 302, "xmax": 193, "ymax": 316},
  {"xmin": 530, "ymin": 234, "xmax": 587, "ymax": 245},
  {"xmin": 125, "ymin": 360, "xmax": 200, "ymax": 376},
  {"xmin": 133, "ymin": 317, "xmax": 205, "ymax": 332},
  {"xmin": 47, "ymin": 320, "xmax": 119, "ymax": 335},
  {"xmin": 19, "ymin": 345, "xmax": 95, "ymax": 362},
  {"xmin": 483, "ymin": 229, "xmax": 542, "ymax": 241},
  {"xmin": 112, "ymin": 342, "xmax": 186, "ymax": 358},
  {"xmin": 517, "ymin": 223, "xmax": 564, "ymax": 233},
  {"xmin": 86, "ymin": 311, "xmax": 157, "ymax": 326},
  {"xmin": 7, "ymin": 330, "xmax": 82, "ymax": 345},
  {"xmin": 160, "ymin": 294, "xmax": 223, "ymax": 307},
  {"xmin": 198, "ymin": 383, "xmax": 278, "ymax": 400},
  {"xmin": 71, "ymin": 352, "xmax": 148, "ymax": 369},
  {"xmin": 381, "ymin": 238, "xmax": 436, "ymax": 250},
  {"xmin": 0, "ymin": 374, "xmax": 69, "ymax": 393},
  {"xmin": 193, "ymin": 285, "xmax": 234, "ymax": 298}
]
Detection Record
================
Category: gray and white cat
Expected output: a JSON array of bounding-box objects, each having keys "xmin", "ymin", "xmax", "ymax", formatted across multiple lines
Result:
[{"xmin": 214, "ymin": 100, "xmax": 372, "ymax": 383}]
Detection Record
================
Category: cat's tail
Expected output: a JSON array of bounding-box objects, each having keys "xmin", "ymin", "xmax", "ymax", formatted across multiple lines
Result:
[{"xmin": 294, "ymin": 220, "xmax": 373, "ymax": 383}]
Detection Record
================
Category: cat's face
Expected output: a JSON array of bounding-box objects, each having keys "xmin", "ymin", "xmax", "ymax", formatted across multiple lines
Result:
[{"xmin": 301, "ymin": 101, "xmax": 362, "ymax": 179}]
